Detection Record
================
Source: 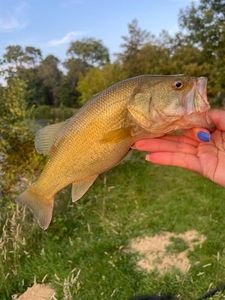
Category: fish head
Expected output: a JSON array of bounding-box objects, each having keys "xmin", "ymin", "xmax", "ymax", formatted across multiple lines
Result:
[{"xmin": 128, "ymin": 75, "xmax": 212, "ymax": 134}]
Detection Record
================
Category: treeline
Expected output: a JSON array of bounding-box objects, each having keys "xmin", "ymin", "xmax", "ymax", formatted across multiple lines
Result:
[{"xmin": 1, "ymin": 0, "xmax": 225, "ymax": 108}]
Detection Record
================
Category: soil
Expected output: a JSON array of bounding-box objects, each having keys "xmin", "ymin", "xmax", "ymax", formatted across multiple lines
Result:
[
  {"xmin": 16, "ymin": 284, "xmax": 55, "ymax": 300},
  {"xmin": 128, "ymin": 230, "xmax": 206, "ymax": 274}
]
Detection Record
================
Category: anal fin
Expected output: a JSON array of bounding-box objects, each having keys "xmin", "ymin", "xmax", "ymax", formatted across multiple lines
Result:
[{"xmin": 72, "ymin": 175, "xmax": 98, "ymax": 202}]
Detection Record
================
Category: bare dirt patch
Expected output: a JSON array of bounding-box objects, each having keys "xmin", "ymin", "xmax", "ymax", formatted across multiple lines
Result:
[
  {"xmin": 16, "ymin": 284, "xmax": 55, "ymax": 300},
  {"xmin": 128, "ymin": 230, "xmax": 206, "ymax": 274}
]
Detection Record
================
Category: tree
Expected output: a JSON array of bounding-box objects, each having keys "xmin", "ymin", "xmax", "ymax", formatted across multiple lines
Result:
[
  {"xmin": 23, "ymin": 46, "xmax": 42, "ymax": 67},
  {"xmin": 67, "ymin": 37, "xmax": 110, "ymax": 67},
  {"xmin": 3, "ymin": 45, "xmax": 24, "ymax": 66},
  {"xmin": 38, "ymin": 55, "xmax": 62, "ymax": 105},
  {"xmin": 179, "ymin": 0, "xmax": 225, "ymax": 100},
  {"xmin": 118, "ymin": 19, "xmax": 157, "ymax": 76},
  {"xmin": 120, "ymin": 19, "xmax": 152, "ymax": 58},
  {"xmin": 123, "ymin": 43, "xmax": 171, "ymax": 77},
  {"xmin": 2, "ymin": 45, "xmax": 24, "ymax": 77},
  {"xmin": 77, "ymin": 63, "xmax": 127, "ymax": 104},
  {"xmin": 17, "ymin": 67, "xmax": 45, "ymax": 106},
  {"xmin": 0, "ymin": 78, "xmax": 29, "ymax": 156},
  {"xmin": 180, "ymin": 0, "xmax": 225, "ymax": 58}
]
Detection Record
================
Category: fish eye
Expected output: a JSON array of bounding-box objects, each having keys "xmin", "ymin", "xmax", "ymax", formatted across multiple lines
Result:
[{"xmin": 173, "ymin": 80, "xmax": 184, "ymax": 90}]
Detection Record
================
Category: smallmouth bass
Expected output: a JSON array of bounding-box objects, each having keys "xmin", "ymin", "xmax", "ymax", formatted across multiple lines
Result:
[{"xmin": 17, "ymin": 75, "xmax": 211, "ymax": 229}]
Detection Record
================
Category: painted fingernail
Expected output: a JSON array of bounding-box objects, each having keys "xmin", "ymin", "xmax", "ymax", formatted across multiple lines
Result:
[{"xmin": 197, "ymin": 131, "xmax": 211, "ymax": 142}]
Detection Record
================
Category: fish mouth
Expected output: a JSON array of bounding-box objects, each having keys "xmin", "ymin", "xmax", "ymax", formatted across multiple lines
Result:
[{"xmin": 185, "ymin": 77, "xmax": 210, "ymax": 114}]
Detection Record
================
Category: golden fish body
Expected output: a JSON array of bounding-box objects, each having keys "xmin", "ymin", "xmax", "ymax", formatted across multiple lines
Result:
[{"xmin": 17, "ymin": 75, "xmax": 211, "ymax": 229}]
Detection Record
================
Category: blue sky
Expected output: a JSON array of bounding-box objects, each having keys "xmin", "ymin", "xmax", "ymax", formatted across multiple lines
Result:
[{"xmin": 0, "ymin": 0, "xmax": 196, "ymax": 61}]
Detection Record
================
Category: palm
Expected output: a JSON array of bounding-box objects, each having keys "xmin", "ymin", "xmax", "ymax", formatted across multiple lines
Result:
[
  {"xmin": 197, "ymin": 130, "xmax": 225, "ymax": 187},
  {"xmin": 133, "ymin": 110, "xmax": 225, "ymax": 188},
  {"xmin": 133, "ymin": 128, "xmax": 225, "ymax": 188}
]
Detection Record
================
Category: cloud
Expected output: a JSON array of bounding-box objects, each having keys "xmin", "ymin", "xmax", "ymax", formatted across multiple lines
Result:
[
  {"xmin": 0, "ymin": 1, "xmax": 29, "ymax": 32},
  {"xmin": 48, "ymin": 32, "xmax": 82, "ymax": 47}
]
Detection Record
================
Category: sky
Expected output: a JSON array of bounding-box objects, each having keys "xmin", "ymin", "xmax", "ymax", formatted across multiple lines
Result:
[{"xmin": 0, "ymin": 0, "xmax": 197, "ymax": 61}]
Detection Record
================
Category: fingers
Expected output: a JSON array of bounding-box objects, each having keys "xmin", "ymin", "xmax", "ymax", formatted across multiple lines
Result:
[
  {"xmin": 133, "ymin": 127, "xmax": 211, "ymax": 154},
  {"xmin": 161, "ymin": 135, "xmax": 198, "ymax": 146},
  {"xmin": 134, "ymin": 138, "xmax": 197, "ymax": 155},
  {"xmin": 146, "ymin": 152, "xmax": 202, "ymax": 174},
  {"xmin": 209, "ymin": 109, "xmax": 225, "ymax": 131},
  {"xmin": 133, "ymin": 128, "xmax": 211, "ymax": 152}
]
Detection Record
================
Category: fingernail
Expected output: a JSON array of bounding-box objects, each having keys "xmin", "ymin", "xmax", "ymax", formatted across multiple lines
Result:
[
  {"xmin": 145, "ymin": 154, "xmax": 151, "ymax": 161},
  {"xmin": 197, "ymin": 131, "xmax": 211, "ymax": 142}
]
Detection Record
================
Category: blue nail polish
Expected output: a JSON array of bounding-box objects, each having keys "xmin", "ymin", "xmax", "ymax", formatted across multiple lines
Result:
[{"xmin": 197, "ymin": 131, "xmax": 210, "ymax": 142}]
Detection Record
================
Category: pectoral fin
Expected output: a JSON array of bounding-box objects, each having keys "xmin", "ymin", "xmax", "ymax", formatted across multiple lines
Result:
[
  {"xmin": 72, "ymin": 175, "xmax": 98, "ymax": 202},
  {"xmin": 101, "ymin": 127, "xmax": 132, "ymax": 143},
  {"xmin": 35, "ymin": 121, "xmax": 67, "ymax": 155}
]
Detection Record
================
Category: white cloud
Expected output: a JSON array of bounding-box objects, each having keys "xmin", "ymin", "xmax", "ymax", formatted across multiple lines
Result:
[
  {"xmin": 48, "ymin": 32, "xmax": 82, "ymax": 47},
  {"xmin": 0, "ymin": 1, "xmax": 29, "ymax": 32}
]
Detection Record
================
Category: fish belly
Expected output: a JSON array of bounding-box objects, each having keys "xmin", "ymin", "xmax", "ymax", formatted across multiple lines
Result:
[{"xmin": 32, "ymin": 136, "xmax": 132, "ymax": 198}]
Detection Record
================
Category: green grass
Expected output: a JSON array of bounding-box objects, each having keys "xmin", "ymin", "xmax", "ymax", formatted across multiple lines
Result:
[
  {"xmin": 2, "ymin": 152, "xmax": 225, "ymax": 299},
  {"xmin": 166, "ymin": 237, "xmax": 189, "ymax": 254}
]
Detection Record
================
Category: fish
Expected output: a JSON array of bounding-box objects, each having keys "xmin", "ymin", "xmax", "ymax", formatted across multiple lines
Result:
[{"xmin": 16, "ymin": 74, "xmax": 212, "ymax": 230}]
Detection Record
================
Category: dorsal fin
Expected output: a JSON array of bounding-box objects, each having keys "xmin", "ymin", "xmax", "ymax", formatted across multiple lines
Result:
[{"xmin": 35, "ymin": 121, "xmax": 67, "ymax": 155}]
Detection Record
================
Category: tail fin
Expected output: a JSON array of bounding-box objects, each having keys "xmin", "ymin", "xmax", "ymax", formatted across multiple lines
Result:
[{"xmin": 16, "ymin": 188, "xmax": 53, "ymax": 230}]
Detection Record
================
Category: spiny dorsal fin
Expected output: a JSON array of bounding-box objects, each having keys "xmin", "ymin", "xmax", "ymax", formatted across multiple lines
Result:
[
  {"xmin": 35, "ymin": 121, "xmax": 67, "ymax": 155},
  {"xmin": 72, "ymin": 175, "xmax": 98, "ymax": 202}
]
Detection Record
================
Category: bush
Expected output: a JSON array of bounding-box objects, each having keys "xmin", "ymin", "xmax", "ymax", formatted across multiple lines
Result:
[
  {"xmin": 31, "ymin": 105, "xmax": 76, "ymax": 123},
  {"xmin": 77, "ymin": 63, "xmax": 128, "ymax": 104}
]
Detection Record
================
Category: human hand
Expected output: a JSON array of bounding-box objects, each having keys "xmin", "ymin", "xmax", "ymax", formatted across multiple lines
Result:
[{"xmin": 132, "ymin": 109, "xmax": 225, "ymax": 188}]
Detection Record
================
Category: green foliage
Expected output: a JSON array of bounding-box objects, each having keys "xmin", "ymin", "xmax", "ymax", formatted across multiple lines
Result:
[
  {"xmin": 124, "ymin": 44, "xmax": 171, "ymax": 77},
  {"xmin": 23, "ymin": 46, "xmax": 42, "ymax": 67},
  {"xmin": 68, "ymin": 37, "xmax": 110, "ymax": 67},
  {"xmin": 17, "ymin": 67, "xmax": 45, "ymax": 106},
  {"xmin": 59, "ymin": 58, "xmax": 89, "ymax": 107},
  {"xmin": 120, "ymin": 19, "xmax": 152, "ymax": 56},
  {"xmin": 3, "ymin": 45, "xmax": 42, "ymax": 66},
  {"xmin": 77, "ymin": 63, "xmax": 128, "ymax": 104},
  {"xmin": 2, "ymin": 4, "xmax": 225, "ymax": 108},
  {"xmin": 31, "ymin": 105, "xmax": 76, "ymax": 122},
  {"xmin": 37, "ymin": 55, "xmax": 62, "ymax": 106},
  {"xmin": 0, "ymin": 77, "xmax": 41, "ymax": 203},
  {"xmin": 179, "ymin": 0, "xmax": 225, "ymax": 102},
  {"xmin": 3, "ymin": 45, "xmax": 24, "ymax": 65},
  {"xmin": 0, "ymin": 77, "xmax": 29, "ymax": 152}
]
